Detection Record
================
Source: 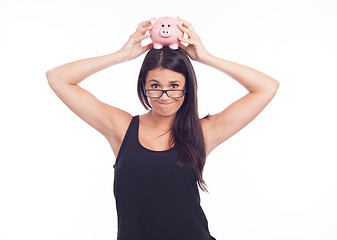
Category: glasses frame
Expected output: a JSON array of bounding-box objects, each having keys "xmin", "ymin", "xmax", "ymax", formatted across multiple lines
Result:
[{"xmin": 144, "ymin": 89, "xmax": 187, "ymax": 98}]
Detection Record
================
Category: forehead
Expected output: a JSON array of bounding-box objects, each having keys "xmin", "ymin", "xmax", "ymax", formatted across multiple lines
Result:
[{"xmin": 146, "ymin": 68, "xmax": 185, "ymax": 84}]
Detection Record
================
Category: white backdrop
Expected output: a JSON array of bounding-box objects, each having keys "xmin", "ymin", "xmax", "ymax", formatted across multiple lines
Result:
[{"xmin": 1, "ymin": 0, "xmax": 336, "ymax": 239}]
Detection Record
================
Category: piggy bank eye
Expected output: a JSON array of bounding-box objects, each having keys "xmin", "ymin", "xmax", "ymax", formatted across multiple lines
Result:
[
  {"xmin": 161, "ymin": 24, "xmax": 165, "ymax": 27},
  {"xmin": 168, "ymin": 24, "xmax": 171, "ymax": 27}
]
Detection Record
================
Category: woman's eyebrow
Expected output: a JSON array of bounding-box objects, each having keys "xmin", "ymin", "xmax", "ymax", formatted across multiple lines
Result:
[
  {"xmin": 149, "ymin": 79, "xmax": 159, "ymax": 83},
  {"xmin": 149, "ymin": 79, "xmax": 181, "ymax": 83}
]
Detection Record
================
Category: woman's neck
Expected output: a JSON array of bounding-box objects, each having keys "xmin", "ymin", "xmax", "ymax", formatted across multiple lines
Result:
[{"xmin": 145, "ymin": 110, "xmax": 176, "ymax": 130}]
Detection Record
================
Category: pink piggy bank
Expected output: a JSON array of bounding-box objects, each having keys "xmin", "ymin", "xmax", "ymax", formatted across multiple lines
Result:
[{"xmin": 150, "ymin": 16, "xmax": 184, "ymax": 50}]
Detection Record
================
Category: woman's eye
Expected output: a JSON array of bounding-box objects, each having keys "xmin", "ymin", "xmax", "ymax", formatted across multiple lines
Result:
[
  {"xmin": 171, "ymin": 84, "xmax": 179, "ymax": 88},
  {"xmin": 151, "ymin": 84, "xmax": 160, "ymax": 88}
]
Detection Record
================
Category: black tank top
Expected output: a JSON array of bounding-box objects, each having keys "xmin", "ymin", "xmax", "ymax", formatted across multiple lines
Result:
[{"xmin": 113, "ymin": 115, "xmax": 216, "ymax": 240}]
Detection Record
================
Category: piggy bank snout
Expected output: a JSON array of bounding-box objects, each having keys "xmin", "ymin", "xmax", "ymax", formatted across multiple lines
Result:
[{"xmin": 159, "ymin": 28, "xmax": 172, "ymax": 38}]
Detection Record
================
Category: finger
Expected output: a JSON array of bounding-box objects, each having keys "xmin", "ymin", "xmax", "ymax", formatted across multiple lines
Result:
[
  {"xmin": 177, "ymin": 23, "xmax": 195, "ymax": 38},
  {"xmin": 178, "ymin": 36, "xmax": 192, "ymax": 45},
  {"xmin": 181, "ymin": 19, "xmax": 195, "ymax": 32},
  {"xmin": 140, "ymin": 32, "xmax": 151, "ymax": 40},
  {"xmin": 132, "ymin": 25, "xmax": 151, "ymax": 41},
  {"xmin": 129, "ymin": 31, "xmax": 150, "ymax": 44},
  {"xmin": 142, "ymin": 42, "xmax": 153, "ymax": 52},
  {"xmin": 178, "ymin": 41, "xmax": 187, "ymax": 51},
  {"xmin": 137, "ymin": 20, "xmax": 151, "ymax": 30},
  {"xmin": 139, "ymin": 25, "xmax": 152, "ymax": 35},
  {"xmin": 140, "ymin": 20, "xmax": 151, "ymax": 26}
]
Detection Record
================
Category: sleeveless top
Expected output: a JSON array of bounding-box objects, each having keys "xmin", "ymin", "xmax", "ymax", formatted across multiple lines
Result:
[{"xmin": 113, "ymin": 115, "xmax": 216, "ymax": 240}]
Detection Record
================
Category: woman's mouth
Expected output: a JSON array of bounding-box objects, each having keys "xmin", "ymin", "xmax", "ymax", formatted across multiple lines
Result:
[{"xmin": 157, "ymin": 101, "xmax": 174, "ymax": 105}]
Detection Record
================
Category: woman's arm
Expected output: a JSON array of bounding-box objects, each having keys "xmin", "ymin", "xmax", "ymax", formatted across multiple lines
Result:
[
  {"xmin": 46, "ymin": 51, "xmax": 127, "ymax": 85},
  {"xmin": 46, "ymin": 51, "xmax": 132, "ymax": 142},
  {"xmin": 200, "ymin": 54, "xmax": 279, "ymax": 156},
  {"xmin": 201, "ymin": 54, "xmax": 279, "ymax": 94},
  {"xmin": 46, "ymin": 20, "xmax": 153, "ymax": 157},
  {"xmin": 177, "ymin": 20, "xmax": 279, "ymax": 156}
]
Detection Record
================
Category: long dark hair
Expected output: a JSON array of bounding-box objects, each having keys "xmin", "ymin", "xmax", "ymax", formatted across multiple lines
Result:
[{"xmin": 137, "ymin": 46, "xmax": 210, "ymax": 193}]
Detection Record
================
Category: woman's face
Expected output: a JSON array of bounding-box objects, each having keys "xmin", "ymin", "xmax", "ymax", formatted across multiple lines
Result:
[{"xmin": 145, "ymin": 68, "xmax": 186, "ymax": 117}]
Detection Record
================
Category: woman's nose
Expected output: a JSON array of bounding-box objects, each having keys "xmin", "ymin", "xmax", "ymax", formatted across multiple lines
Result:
[{"xmin": 160, "ymin": 91, "xmax": 170, "ymax": 100}]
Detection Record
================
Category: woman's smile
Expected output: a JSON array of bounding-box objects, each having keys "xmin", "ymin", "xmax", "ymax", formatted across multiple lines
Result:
[
  {"xmin": 144, "ymin": 68, "xmax": 186, "ymax": 117},
  {"xmin": 157, "ymin": 101, "xmax": 174, "ymax": 105}
]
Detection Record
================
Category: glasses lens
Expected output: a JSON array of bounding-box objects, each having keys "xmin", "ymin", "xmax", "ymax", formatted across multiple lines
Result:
[
  {"xmin": 145, "ymin": 90, "xmax": 185, "ymax": 98},
  {"xmin": 146, "ymin": 90, "xmax": 162, "ymax": 98},
  {"xmin": 167, "ymin": 90, "xmax": 184, "ymax": 98}
]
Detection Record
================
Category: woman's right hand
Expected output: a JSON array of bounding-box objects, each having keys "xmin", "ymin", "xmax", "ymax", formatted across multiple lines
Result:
[{"xmin": 118, "ymin": 20, "xmax": 153, "ymax": 61}]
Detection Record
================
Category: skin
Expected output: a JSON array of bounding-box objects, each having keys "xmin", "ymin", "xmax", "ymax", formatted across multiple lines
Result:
[
  {"xmin": 138, "ymin": 68, "xmax": 186, "ymax": 151},
  {"xmin": 145, "ymin": 68, "xmax": 185, "ymax": 120},
  {"xmin": 46, "ymin": 19, "xmax": 279, "ymax": 158}
]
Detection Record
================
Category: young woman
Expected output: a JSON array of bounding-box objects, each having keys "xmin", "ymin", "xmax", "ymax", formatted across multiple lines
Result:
[{"xmin": 46, "ymin": 19, "xmax": 279, "ymax": 240}]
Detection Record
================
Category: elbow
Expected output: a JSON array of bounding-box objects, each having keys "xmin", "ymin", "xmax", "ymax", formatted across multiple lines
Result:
[
  {"xmin": 268, "ymin": 79, "xmax": 279, "ymax": 97},
  {"xmin": 274, "ymin": 79, "xmax": 280, "ymax": 89},
  {"xmin": 267, "ymin": 78, "xmax": 279, "ymax": 93},
  {"xmin": 260, "ymin": 79, "xmax": 279, "ymax": 97},
  {"xmin": 256, "ymin": 79, "xmax": 279, "ymax": 95},
  {"xmin": 273, "ymin": 79, "xmax": 280, "ymax": 93},
  {"xmin": 46, "ymin": 71, "xmax": 53, "ymax": 86},
  {"xmin": 46, "ymin": 69, "xmax": 59, "ymax": 85},
  {"xmin": 46, "ymin": 71, "xmax": 55, "ymax": 88},
  {"xmin": 46, "ymin": 70, "xmax": 53, "ymax": 82}
]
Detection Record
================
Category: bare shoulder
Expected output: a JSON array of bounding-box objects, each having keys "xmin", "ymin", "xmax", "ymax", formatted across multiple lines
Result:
[
  {"xmin": 200, "ymin": 115, "xmax": 212, "ymax": 134},
  {"xmin": 104, "ymin": 109, "xmax": 133, "ymax": 157},
  {"xmin": 46, "ymin": 78, "xmax": 134, "ymax": 157},
  {"xmin": 108, "ymin": 109, "xmax": 133, "ymax": 138},
  {"xmin": 200, "ymin": 116, "xmax": 213, "ymax": 157}
]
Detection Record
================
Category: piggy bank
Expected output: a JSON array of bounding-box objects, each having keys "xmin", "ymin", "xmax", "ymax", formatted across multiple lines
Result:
[{"xmin": 150, "ymin": 16, "xmax": 184, "ymax": 50}]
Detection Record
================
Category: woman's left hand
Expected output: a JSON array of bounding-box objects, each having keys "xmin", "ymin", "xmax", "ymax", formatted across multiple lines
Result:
[{"xmin": 177, "ymin": 19, "xmax": 211, "ymax": 63}]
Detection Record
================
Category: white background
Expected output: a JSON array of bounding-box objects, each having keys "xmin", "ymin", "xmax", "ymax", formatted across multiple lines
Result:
[{"xmin": 1, "ymin": 0, "xmax": 337, "ymax": 239}]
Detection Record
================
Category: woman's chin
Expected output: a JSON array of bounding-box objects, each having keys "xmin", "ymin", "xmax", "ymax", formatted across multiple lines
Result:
[
  {"xmin": 152, "ymin": 108, "xmax": 177, "ymax": 118},
  {"xmin": 149, "ymin": 102, "xmax": 183, "ymax": 118},
  {"xmin": 158, "ymin": 110, "xmax": 176, "ymax": 117}
]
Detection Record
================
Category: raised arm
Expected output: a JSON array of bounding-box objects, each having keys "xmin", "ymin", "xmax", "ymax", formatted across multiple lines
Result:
[
  {"xmin": 200, "ymin": 55, "xmax": 279, "ymax": 156},
  {"xmin": 177, "ymin": 20, "xmax": 279, "ymax": 157},
  {"xmin": 46, "ymin": 20, "xmax": 153, "ymax": 157}
]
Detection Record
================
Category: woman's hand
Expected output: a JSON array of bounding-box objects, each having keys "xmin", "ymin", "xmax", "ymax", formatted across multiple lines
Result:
[
  {"xmin": 177, "ymin": 20, "xmax": 212, "ymax": 63},
  {"xmin": 118, "ymin": 20, "xmax": 153, "ymax": 61}
]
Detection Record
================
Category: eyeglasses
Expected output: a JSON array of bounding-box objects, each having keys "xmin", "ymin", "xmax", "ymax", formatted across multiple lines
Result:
[{"xmin": 144, "ymin": 89, "xmax": 186, "ymax": 98}]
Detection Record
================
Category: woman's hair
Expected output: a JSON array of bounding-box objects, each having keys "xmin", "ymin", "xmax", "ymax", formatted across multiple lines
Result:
[{"xmin": 137, "ymin": 46, "xmax": 210, "ymax": 193}]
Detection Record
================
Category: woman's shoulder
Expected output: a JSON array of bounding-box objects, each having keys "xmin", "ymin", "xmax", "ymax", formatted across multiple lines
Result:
[
  {"xmin": 200, "ymin": 114, "xmax": 212, "ymax": 133},
  {"xmin": 110, "ymin": 110, "xmax": 133, "ymax": 133},
  {"xmin": 104, "ymin": 110, "xmax": 133, "ymax": 156},
  {"xmin": 200, "ymin": 115, "xmax": 214, "ymax": 157}
]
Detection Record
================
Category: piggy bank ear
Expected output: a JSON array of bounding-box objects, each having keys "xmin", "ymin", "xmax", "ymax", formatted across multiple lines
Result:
[
  {"xmin": 151, "ymin": 17, "xmax": 157, "ymax": 25},
  {"xmin": 177, "ymin": 17, "xmax": 183, "ymax": 24}
]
